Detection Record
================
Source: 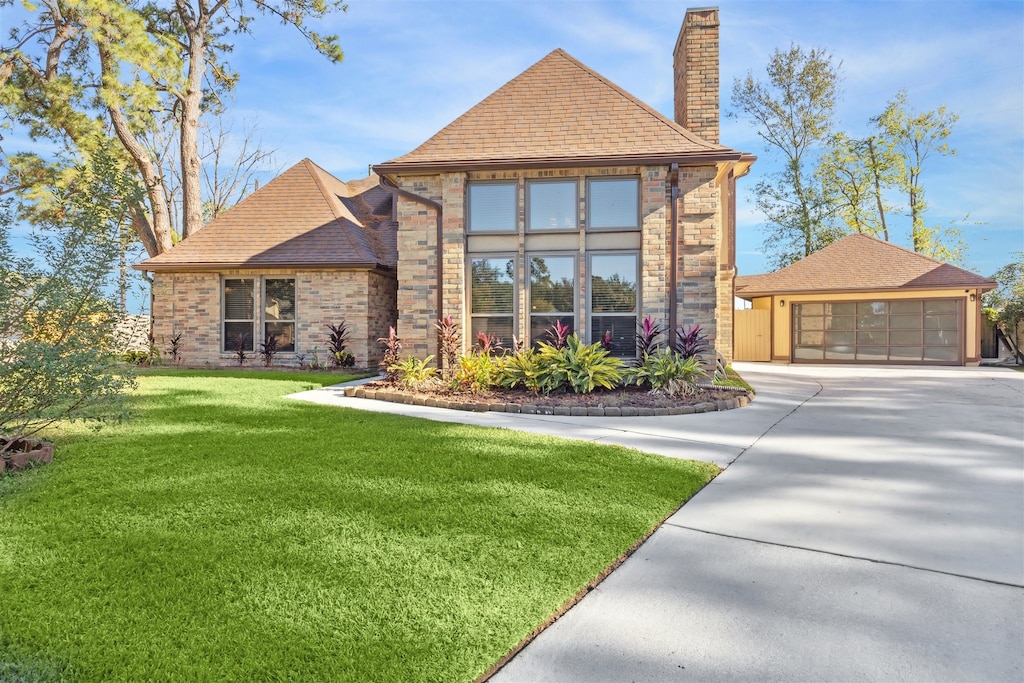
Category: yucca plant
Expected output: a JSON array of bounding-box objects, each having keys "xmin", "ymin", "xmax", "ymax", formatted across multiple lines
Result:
[{"xmin": 626, "ymin": 349, "xmax": 707, "ymax": 396}]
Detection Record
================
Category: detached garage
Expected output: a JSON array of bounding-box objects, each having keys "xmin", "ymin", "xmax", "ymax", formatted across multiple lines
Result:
[{"xmin": 734, "ymin": 234, "xmax": 997, "ymax": 366}]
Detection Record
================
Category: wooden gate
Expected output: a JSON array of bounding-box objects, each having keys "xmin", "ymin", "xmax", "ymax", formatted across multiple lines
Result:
[{"xmin": 734, "ymin": 309, "xmax": 771, "ymax": 361}]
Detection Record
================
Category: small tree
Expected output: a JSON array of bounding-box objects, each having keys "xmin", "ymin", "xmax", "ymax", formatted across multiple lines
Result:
[
  {"xmin": 0, "ymin": 152, "xmax": 136, "ymax": 450},
  {"xmin": 986, "ymin": 255, "xmax": 1024, "ymax": 364}
]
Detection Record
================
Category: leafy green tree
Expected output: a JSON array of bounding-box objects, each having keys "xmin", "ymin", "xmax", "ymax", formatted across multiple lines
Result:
[
  {"xmin": 1, "ymin": 0, "xmax": 345, "ymax": 255},
  {"xmin": 730, "ymin": 44, "xmax": 844, "ymax": 268},
  {"xmin": 985, "ymin": 254, "xmax": 1024, "ymax": 364},
  {"xmin": 818, "ymin": 132, "xmax": 898, "ymax": 240},
  {"xmin": 1, "ymin": 150, "xmax": 137, "ymax": 448},
  {"xmin": 872, "ymin": 90, "xmax": 965, "ymax": 262}
]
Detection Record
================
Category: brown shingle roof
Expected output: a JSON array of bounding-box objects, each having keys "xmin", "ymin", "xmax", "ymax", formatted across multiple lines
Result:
[
  {"xmin": 375, "ymin": 49, "xmax": 742, "ymax": 173},
  {"xmin": 735, "ymin": 234, "xmax": 997, "ymax": 297},
  {"xmin": 134, "ymin": 160, "xmax": 397, "ymax": 271}
]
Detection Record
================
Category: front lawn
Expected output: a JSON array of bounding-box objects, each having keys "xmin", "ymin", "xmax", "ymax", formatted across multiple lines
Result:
[{"xmin": 0, "ymin": 371, "xmax": 717, "ymax": 681}]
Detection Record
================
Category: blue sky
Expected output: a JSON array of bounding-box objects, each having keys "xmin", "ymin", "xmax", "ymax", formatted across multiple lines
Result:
[{"xmin": 5, "ymin": 0, "xmax": 1023, "ymax": 292}]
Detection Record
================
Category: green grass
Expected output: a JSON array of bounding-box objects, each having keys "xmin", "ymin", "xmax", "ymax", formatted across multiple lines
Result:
[
  {"xmin": 715, "ymin": 365, "xmax": 755, "ymax": 393},
  {"xmin": 0, "ymin": 372, "xmax": 717, "ymax": 682}
]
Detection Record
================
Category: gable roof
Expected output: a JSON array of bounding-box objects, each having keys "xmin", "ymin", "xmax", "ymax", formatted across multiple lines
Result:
[
  {"xmin": 734, "ymin": 234, "xmax": 997, "ymax": 298},
  {"xmin": 134, "ymin": 159, "xmax": 397, "ymax": 272},
  {"xmin": 374, "ymin": 49, "xmax": 743, "ymax": 174}
]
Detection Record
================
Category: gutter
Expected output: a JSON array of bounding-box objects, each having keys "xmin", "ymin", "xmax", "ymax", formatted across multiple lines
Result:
[
  {"xmin": 374, "ymin": 151, "xmax": 743, "ymax": 175},
  {"xmin": 377, "ymin": 174, "xmax": 445, "ymax": 340}
]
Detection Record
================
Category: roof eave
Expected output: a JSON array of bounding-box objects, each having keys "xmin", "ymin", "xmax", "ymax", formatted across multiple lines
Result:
[
  {"xmin": 374, "ymin": 150, "xmax": 744, "ymax": 175},
  {"xmin": 133, "ymin": 260, "xmax": 391, "ymax": 273},
  {"xmin": 735, "ymin": 281, "xmax": 999, "ymax": 299}
]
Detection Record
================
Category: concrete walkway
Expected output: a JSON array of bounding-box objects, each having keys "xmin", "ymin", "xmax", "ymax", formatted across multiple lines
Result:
[{"xmin": 289, "ymin": 364, "xmax": 1024, "ymax": 681}]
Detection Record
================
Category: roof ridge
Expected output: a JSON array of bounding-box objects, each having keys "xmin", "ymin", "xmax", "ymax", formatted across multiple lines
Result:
[
  {"xmin": 551, "ymin": 48, "xmax": 725, "ymax": 151},
  {"xmin": 301, "ymin": 158, "xmax": 348, "ymax": 221}
]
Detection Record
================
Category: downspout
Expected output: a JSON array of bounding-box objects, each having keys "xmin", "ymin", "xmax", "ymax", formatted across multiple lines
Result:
[
  {"xmin": 378, "ymin": 174, "xmax": 445, "ymax": 342},
  {"xmin": 668, "ymin": 163, "xmax": 680, "ymax": 347}
]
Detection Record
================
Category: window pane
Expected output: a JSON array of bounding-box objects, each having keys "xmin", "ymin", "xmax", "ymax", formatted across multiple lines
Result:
[
  {"xmin": 890, "ymin": 346, "xmax": 923, "ymax": 360},
  {"xmin": 589, "ymin": 178, "xmax": 638, "ymax": 229},
  {"xmin": 265, "ymin": 322, "xmax": 295, "ymax": 352},
  {"xmin": 471, "ymin": 317, "xmax": 514, "ymax": 347},
  {"xmin": 856, "ymin": 346, "xmax": 887, "ymax": 361},
  {"xmin": 925, "ymin": 300, "xmax": 957, "ymax": 314},
  {"xmin": 799, "ymin": 316, "xmax": 825, "ymax": 331},
  {"xmin": 528, "ymin": 181, "xmax": 576, "ymax": 230},
  {"xmin": 857, "ymin": 330, "xmax": 886, "ymax": 345},
  {"xmin": 924, "ymin": 330, "xmax": 955, "ymax": 345},
  {"xmin": 794, "ymin": 346, "xmax": 824, "ymax": 360},
  {"xmin": 857, "ymin": 314, "xmax": 886, "ymax": 330},
  {"xmin": 591, "ymin": 316, "xmax": 636, "ymax": 358},
  {"xmin": 890, "ymin": 315, "xmax": 921, "ymax": 330},
  {"xmin": 224, "ymin": 322, "xmax": 253, "ymax": 352},
  {"xmin": 924, "ymin": 314, "xmax": 958, "ymax": 330},
  {"xmin": 825, "ymin": 316, "xmax": 855, "ymax": 331},
  {"xmin": 826, "ymin": 302, "xmax": 855, "ymax": 315},
  {"xmin": 825, "ymin": 331, "xmax": 854, "ymax": 346},
  {"xmin": 890, "ymin": 330, "xmax": 922, "ymax": 346},
  {"xmin": 469, "ymin": 183, "xmax": 516, "ymax": 232},
  {"xmin": 924, "ymin": 346, "xmax": 958, "ymax": 362},
  {"xmin": 530, "ymin": 256, "xmax": 575, "ymax": 313},
  {"xmin": 531, "ymin": 315, "xmax": 575, "ymax": 346},
  {"xmin": 591, "ymin": 254, "xmax": 637, "ymax": 313},
  {"xmin": 890, "ymin": 300, "xmax": 922, "ymax": 315},
  {"xmin": 798, "ymin": 303, "xmax": 824, "ymax": 316},
  {"xmin": 265, "ymin": 279, "xmax": 295, "ymax": 321},
  {"xmin": 857, "ymin": 301, "xmax": 887, "ymax": 316},
  {"xmin": 471, "ymin": 258, "xmax": 515, "ymax": 314},
  {"xmin": 224, "ymin": 279, "xmax": 254, "ymax": 320}
]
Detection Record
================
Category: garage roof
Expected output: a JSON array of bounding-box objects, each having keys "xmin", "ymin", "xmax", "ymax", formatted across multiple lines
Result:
[{"xmin": 735, "ymin": 234, "xmax": 997, "ymax": 298}]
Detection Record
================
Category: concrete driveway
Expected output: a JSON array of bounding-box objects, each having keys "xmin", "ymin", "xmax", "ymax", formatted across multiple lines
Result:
[{"xmin": 290, "ymin": 363, "xmax": 1024, "ymax": 681}]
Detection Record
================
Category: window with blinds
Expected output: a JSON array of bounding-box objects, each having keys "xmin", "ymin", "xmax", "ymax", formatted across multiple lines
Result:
[
  {"xmin": 589, "ymin": 253, "xmax": 638, "ymax": 357},
  {"xmin": 527, "ymin": 180, "xmax": 577, "ymax": 231},
  {"xmin": 469, "ymin": 257, "xmax": 516, "ymax": 344},
  {"xmin": 529, "ymin": 255, "xmax": 576, "ymax": 346},
  {"xmin": 468, "ymin": 182, "xmax": 517, "ymax": 232},
  {"xmin": 223, "ymin": 278, "xmax": 255, "ymax": 352},
  {"xmin": 588, "ymin": 178, "xmax": 639, "ymax": 230},
  {"xmin": 264, "ymin": 278, "xmax": 295, "ymax": 352}
]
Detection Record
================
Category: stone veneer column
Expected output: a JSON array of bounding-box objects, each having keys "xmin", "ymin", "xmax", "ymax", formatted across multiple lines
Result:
[
  {"xmin": 674, "ymin": 7, "xmax": 720, "ymax": 144},
  {"xmin": 395, "ymin": 175, "xmax": 444, "ymax": 359},
  {"xmin": 677, "ymin": 165, "xmax": 721, "ymax": 354}
]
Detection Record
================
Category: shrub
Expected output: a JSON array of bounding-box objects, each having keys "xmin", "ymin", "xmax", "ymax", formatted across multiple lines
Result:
[
  {"xmin": 496, "ymin": 348, "xmax": 549, "ymax": 394},
  {"xmin": 536, "ymin": 334, "xmax": 624, "ymax": 394},
  {"xmin": 377, "ymin": 327, "xmax": 402, "ymax": 380},
  {"xmin": 626, "ymin": 350, "xmax": 707, "ymax": 396},
  {"xmin": 233, "ymin": 333, "xmax": 250, "ymax": 366},
  {"xmin": 476, "ymin": 331, "xmax": 504, "ymax": 356},
  {"xmin": 636, "ymin": 314, "xmax": 665, "ymax": 361},
  {"xmin": 327, "ymin": 321, "xmax": 353, "ymax": 367},
  {"xmin": 453, "ymin": 352, "xmax": 499, "ymax": 393},
  {"xmin": 545, "ymin": 319, "xmax": 571, "ymax": 350},
  {"xmin": 435, "ymin": 316, "xmax": 461, "ymax": 380},
  {"xmin": 259, "ymin": 335, "xmax": 279, "ymax": 367},
  {"xmin": 121, "ymin": 350, "xmax": 152, "ymax": 366},
  {"xmin": 390, "ymin": 355, "xmax": 439, "ymax": 390},
  {"xmin": 166, "ymin": 332, "xmax": 184, "ymax": 365},
  {"xmin": 675, "ymin": 324, "xmax": 709, "ymax": 362}
]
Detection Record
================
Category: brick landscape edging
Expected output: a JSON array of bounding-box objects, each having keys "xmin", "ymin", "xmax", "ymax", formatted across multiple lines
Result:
[{"xmin": 341, "ymin": 384, "xmax": 753, "ymax": 416}]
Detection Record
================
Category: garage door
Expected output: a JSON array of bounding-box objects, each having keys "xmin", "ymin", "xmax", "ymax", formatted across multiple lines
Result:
[{"xmin": 793, "ymin": 299, "xmax": 962, "ymax": 364}]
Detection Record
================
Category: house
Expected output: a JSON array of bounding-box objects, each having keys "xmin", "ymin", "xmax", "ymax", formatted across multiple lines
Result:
[
  {"xmin": 733, "ymin": 234, "xmax": 997, "ymax": 366},
  {"xmin": 136, "ymin": 7, "xmax": 752, "ymax": 367},
  {"xmin": 135, "ymin": 160, "xmax": 398, "ymax": 366},
  {"xmin": 373, "ymin": 7, "xmax": 752, "ymax": 361}
]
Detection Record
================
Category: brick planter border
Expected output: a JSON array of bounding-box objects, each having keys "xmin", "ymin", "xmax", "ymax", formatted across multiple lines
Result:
[{"xmin": 340, "ymin": 384, "xmax": 753, "ymax": 416}]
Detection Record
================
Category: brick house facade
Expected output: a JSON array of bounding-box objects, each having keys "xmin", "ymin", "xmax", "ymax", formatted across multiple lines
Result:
[
  {"xmin": 374, "ymin": 8, "xmax": 751, "ymax": 363},
  {"xmin": 136, "ymin": 7, "xmax": 750, "ymax": 369}
]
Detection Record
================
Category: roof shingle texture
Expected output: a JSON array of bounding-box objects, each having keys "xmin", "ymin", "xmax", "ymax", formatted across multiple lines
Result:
[
  {"xmin": 378, "ymin": 48, "xmax": 739, "ymax": 169},
  {"xmin": 135, "ymin": 159, "xmax": 397, "ymax": 271},
  {"xmin": 734, "ymin": 234, "xmax": 997, "ymax": 297}
]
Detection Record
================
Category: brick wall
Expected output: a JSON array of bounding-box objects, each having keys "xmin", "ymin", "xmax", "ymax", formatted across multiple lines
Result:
[
  {"xmin": 674, "ymin": 7, "xmax": 720, "ymax": 144},
  {"xmin": 150, "ymin": 268, "xmax": 397, "ymax": 368},
  {"xmin": 677, "ymin": 165, "xmax": 721, "ymax": 355},
  {"xmin": 395, "ymin": 175, "xmax": 444, "ymax": 359}
]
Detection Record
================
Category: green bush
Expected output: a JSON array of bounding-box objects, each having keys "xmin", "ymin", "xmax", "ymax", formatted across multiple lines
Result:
[
  {"xmin": 452, "ymin": 352, "xmax": 498, "ymax": 393},
  {"xmin": 390, "ymin": 355, "xmax": 439, "ymax": 390},
  {"xmin": 536, "ymin": 334, "xmax": 624, "ymax": 394},
  {"xmin": 626, "ymin": 350, "xmax": 706, "ymax": 396},
  {"xmin": 496, "ymin": 348, "xmax": 549, "ymax": 394}
]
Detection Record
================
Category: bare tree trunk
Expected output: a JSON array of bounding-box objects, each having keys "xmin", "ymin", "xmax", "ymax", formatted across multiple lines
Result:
[{"xmin": 178, "ymin": 2, "xmax": 209, "ymax": 239}]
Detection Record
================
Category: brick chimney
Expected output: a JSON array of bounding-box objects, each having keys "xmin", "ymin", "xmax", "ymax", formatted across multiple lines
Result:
[{"xmin": 674, "ymin": 7, "xmax": 720, "ymax": 144}]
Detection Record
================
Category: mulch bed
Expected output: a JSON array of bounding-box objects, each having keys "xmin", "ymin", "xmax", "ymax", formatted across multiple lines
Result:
[{"xmin": 344, "ymin": 381, "xmax": 753, "ymax": 417}]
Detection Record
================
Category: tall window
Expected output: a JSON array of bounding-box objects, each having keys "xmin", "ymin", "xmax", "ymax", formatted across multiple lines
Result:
[
  {"xmin": 588, "ymin": 177, "xmax": 639, "ymax": 230},
  {"xmin": 590, "ymin": 253, "xmax": 638, "ymax": 358},
  {"xmin": 529, "ymin": 255, "xmax": 575, "ymax": 345},
  {"xmin": 223, "ymin": 278, "xmax": 255, "ymax": 352},
  {"xmin": 468, "ymin": 182, "xmax": 516, "ymax": 232},
  {"xmin": 527, "ymin": 180, "xmax": 577, "ymax": 231},
  {"xmin": 264, "ymin": 278, "xmax": 296, "ymax": 352},
  {"xmin": 470, "ymin": 257, "xmax": 515, "ymax": 345}
]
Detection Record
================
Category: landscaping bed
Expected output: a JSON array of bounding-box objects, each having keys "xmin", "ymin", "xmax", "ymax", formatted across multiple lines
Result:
[{"xmin": 346, "ymin": 381, "xmax": 753, "ymax": 416}]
